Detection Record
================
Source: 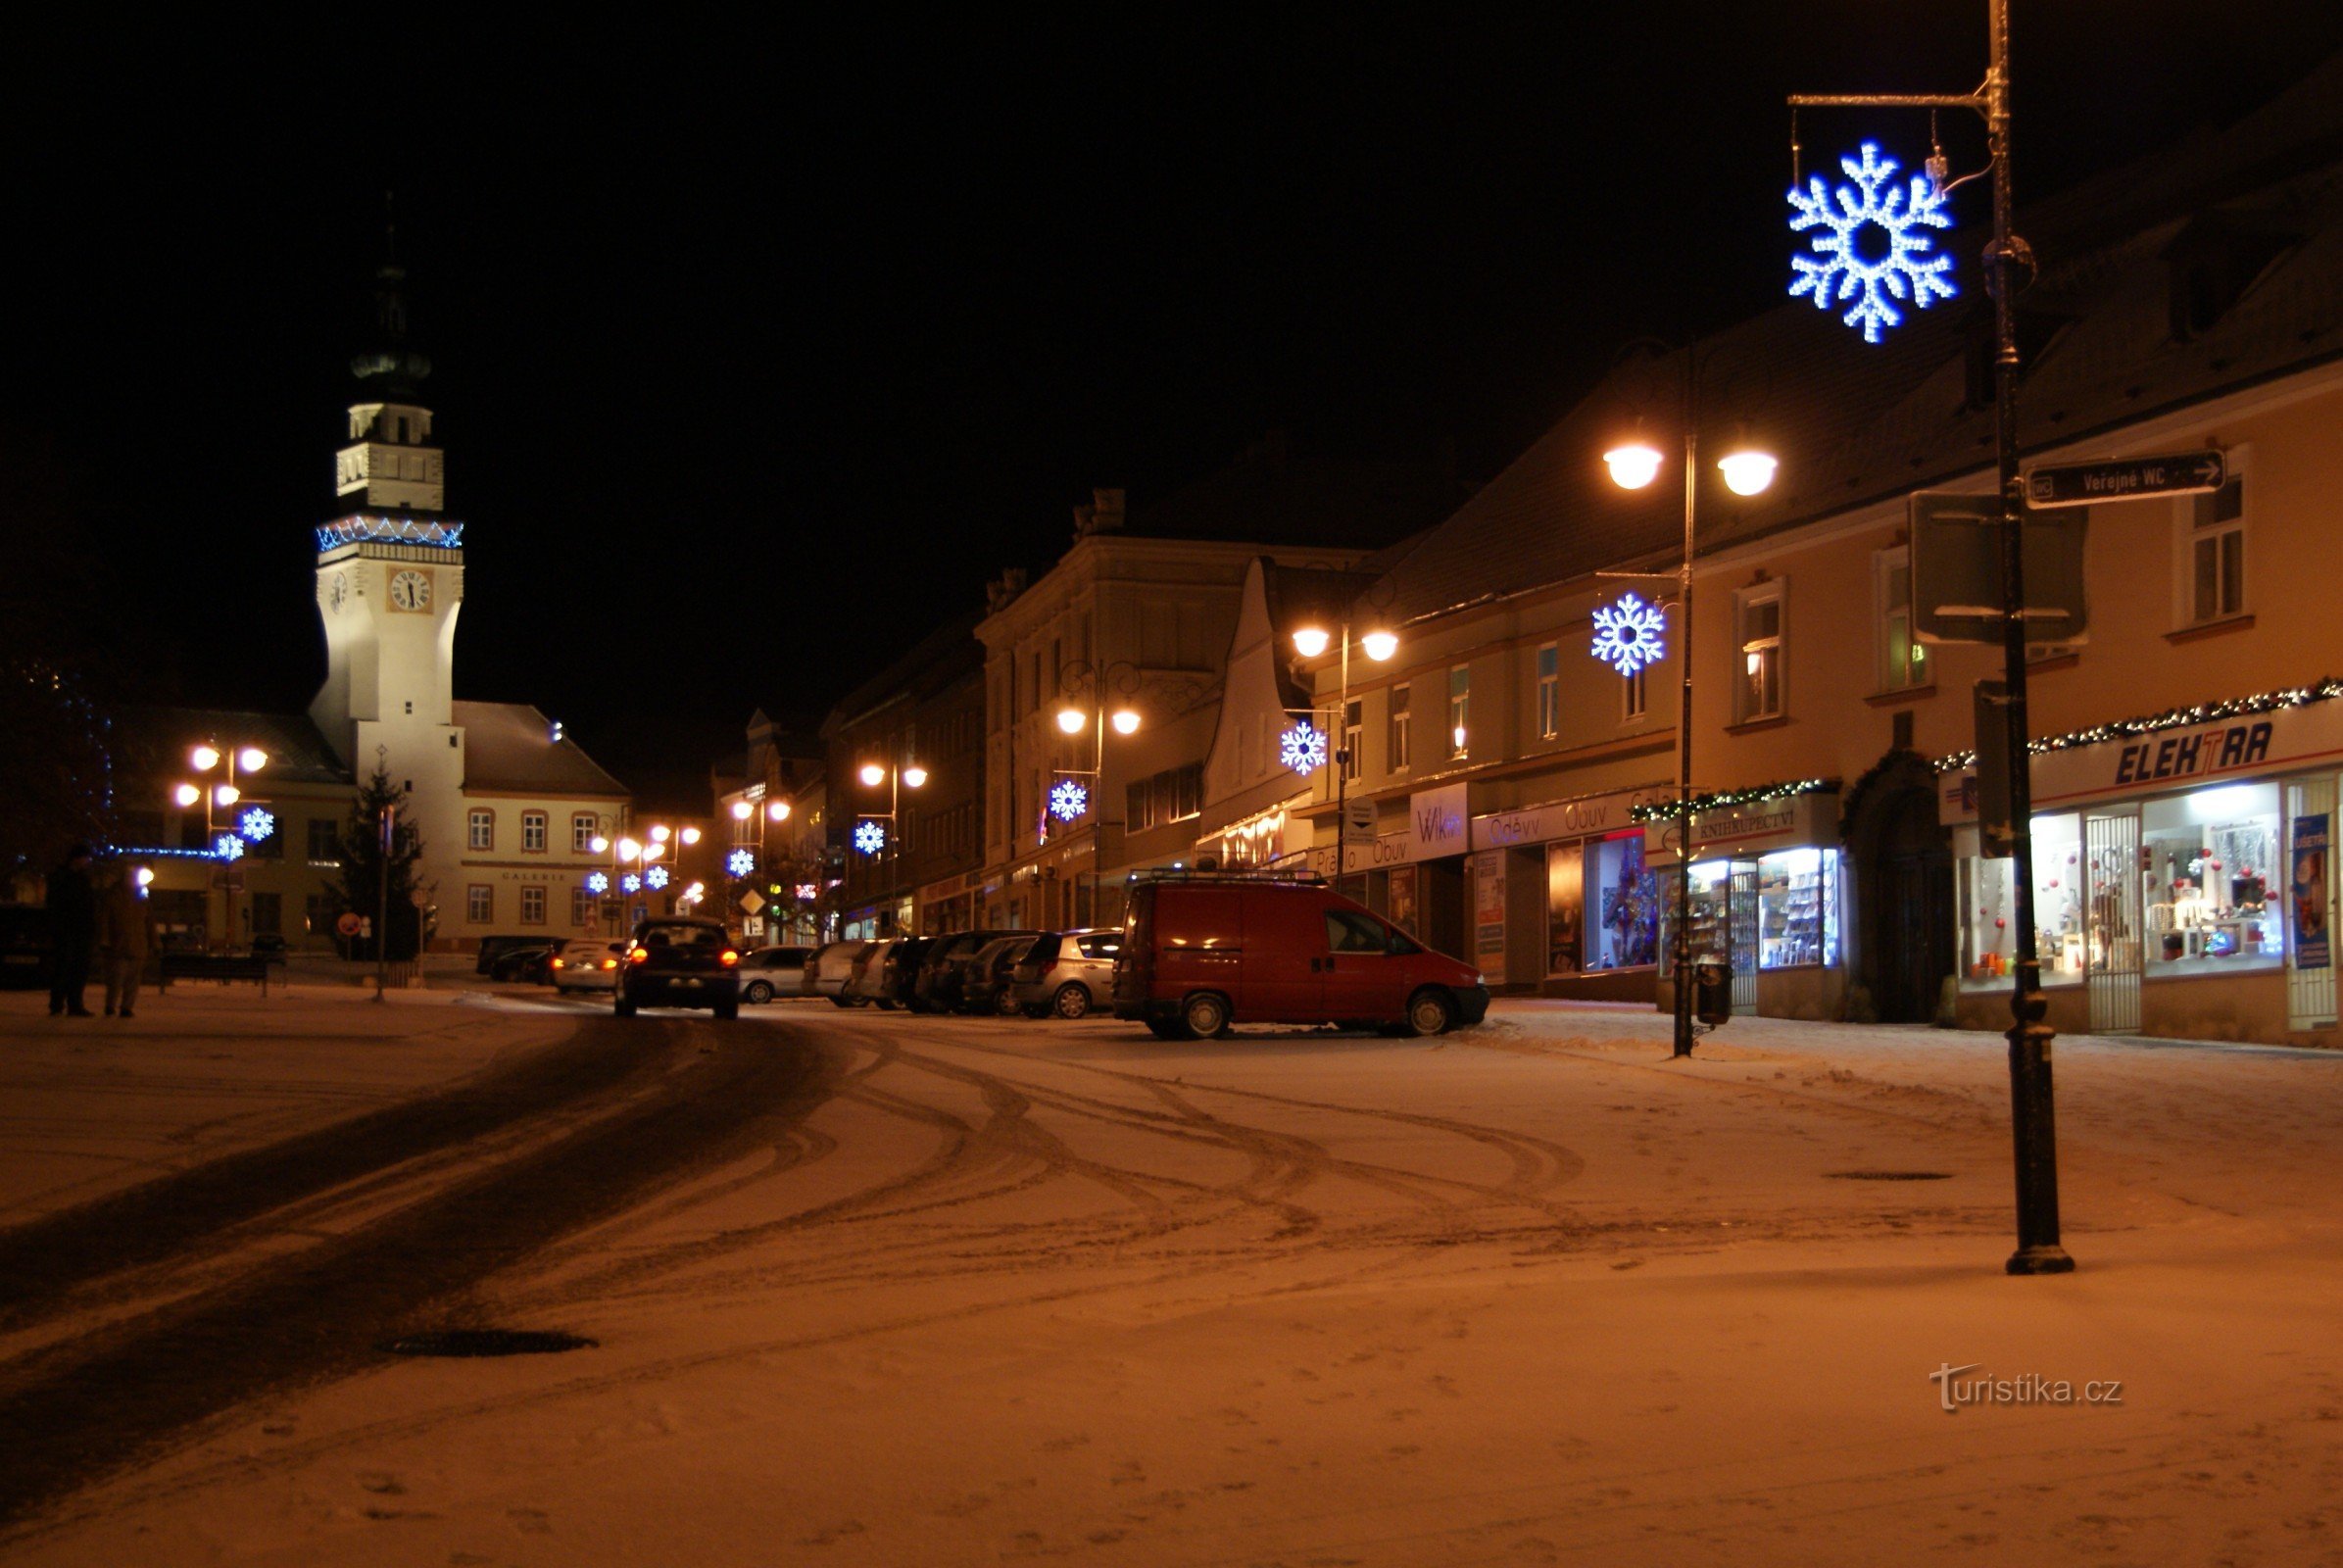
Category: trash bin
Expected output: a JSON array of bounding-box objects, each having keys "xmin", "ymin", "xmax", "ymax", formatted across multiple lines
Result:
[{"xmin": 1692, "ymin": 960, "xmax": 1733, "ymax": 1028}]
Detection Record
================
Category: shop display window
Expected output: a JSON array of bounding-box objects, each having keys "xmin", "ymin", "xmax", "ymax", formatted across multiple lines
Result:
[
  {"xmin": 1662, "ymin": 859, "xmax": 1754, "ymax": 976},
  {"xmin": 1956, "ymin": 814, "xmax": 2084, "ymax": 989},
  {"xmin": 1586, "ymin": 832, "xmax": 1659, "ymax": 970},
  {"xmin": 2142, "ymin": 782, "xmax": 2283, "ymax": 973},
  {"xmin": 1756, "ymin": 848, "xmax": 1838, "ymax": 969}
]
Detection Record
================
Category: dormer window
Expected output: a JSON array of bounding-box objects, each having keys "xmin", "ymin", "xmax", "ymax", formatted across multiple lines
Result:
[{"xmin": 2163, "ymin": 212, "xmax": 2300, "ymax": 342}]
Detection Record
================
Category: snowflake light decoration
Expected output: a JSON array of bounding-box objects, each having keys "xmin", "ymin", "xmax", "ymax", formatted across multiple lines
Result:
[
  {"xmin": 237, "ymin": 807, "xmax": 275, "ymax": 842},
  {"xmin": 646, "ymin": 865, "xmax": 670, "ymax": 890},
  {"xmin": 1590, "ymin": 592, "xmax": 1668, "ymax": 677},
  {"xmin": 1049, "ymin": 779, "xmax": 1090, "ymax": 822},
  {"xmin": 1279, "ymin": 721, "xmax": 1329, "ymax": 775},
  {"xmin": 726, "ymin": 848, "xmax": 757, "ymax": 878},
  {"xmin": 1788, "ymin": 141, "xmax": 1957, "ymax": 343},
  {"xmin": 854, "ymin": 819, "xmax": 887, "ymax": 856},
  {"xmin": 214, "ymin": 832, "xmax": 245, "ymax": 861},
  {"xmin": 621, "ymin": 872, "xmax": 643, "ymax": 895},
  {"xmin": 586, "ymin": 870, "xmax": 610, "ymax": 895}
]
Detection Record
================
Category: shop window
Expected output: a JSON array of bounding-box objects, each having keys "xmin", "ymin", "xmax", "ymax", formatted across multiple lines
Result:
[
  {"xmin": 1586, "ymin": 832, "xmax": 1660, "ymax": 970},
  {"xmin": 1537, "ymin": 643, "xmax": 1560, "ymax": 739},
  {"xmin": 1756, "ymin": 848, "xmax": 1838, "ymax": 968},
  {"xmin": 2182, "ymin": 476, "xmax": 2247, "ymax": 626},
  {"xmin": 467, "ymin": 809, "xmax": 494, "ymax": 852},
  {"xmin": 1875, "ymin": 547, "xmax": 1928, "ymax": 691},
  {"xmin": 572, "ymin": 812, "xmax": 599, "ymax": 853},
  {"xmin": 1733, "ymin": 585, "xmax": 1784, "ymax": 722},
  {"xmin": 2143, "ymin": 781, "xmax": 2283, "ymax": 972},
  {"xmin": 1956, "ymin": 813, "xmax": 2087, "ymax": 989},
  {"xmin": 521, "ymin": 886, "xmax": 547, "ymax": 925},
  {"xmin": 521, "ymin": 811, "xmax": 548, "ymax": 853},
  {"xmin": 1389, "ymin": 684, "xmax": 1412, "ymax": 772},
  {"xmin": 1448, "ymin": 665, "xmax": 1471, "ymax": 758},
  {"xmin": 467, "ymin": 885, "xmax": 492, "ymax": 924},
  {"xmin": 1623, "ymin": 665, "xmax": 1647, "ymax": 721},
  {"xmin": 1342, "ymin": 700, "xmax": 1363, "ymax": 782}
]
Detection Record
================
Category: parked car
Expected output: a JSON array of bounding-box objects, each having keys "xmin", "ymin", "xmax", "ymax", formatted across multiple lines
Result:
[
  {"xmin": 615, "ymin": 917, "xmax": 741, "ymax": 1018},
  {"xmin": 1009, "ymin": 928, "xmax": 1124, "ymax": 1019},
  {"xmin": 737, "ymin": 945, "xmax": 812, "ymax": 1004},
  {"xmin": 1112, "ymin": 872, "xmax": 1489, "ymax": 1040},
  {"xmin": 917, "ymin": 930, "xmax": 1040, "ymax": 1013},
  {"xmin": 249, "ymin": 933, "xmax": 289, "ymax": 959},
  {"xmin": 876, "ymin": 937, "xmax": 936, "ymax": 1007},
  {"xmin": 552, "ymin": 939, "xmax": 627, "ymax": 995},
  {"xmin": 961, "ymin": 935, "xmax": 1038, "ymax": 1014},
  {"xmin": 846, "ymin": 939, "xmax": 900, "ymax": 1007},
  {"xmin": 805, "ymin": 941, "xmax": 872, "ymax": 1006},
  {"xmin": 475, "ymin": 934, "xmax": 545, "ymax": 976},
  {"xmin": 0, "ymin": 906, "xmax": 54, "ymax": 991},
  {"xmin": 490, "ymin": 944, "xmax": 558, "ymax": 984}
]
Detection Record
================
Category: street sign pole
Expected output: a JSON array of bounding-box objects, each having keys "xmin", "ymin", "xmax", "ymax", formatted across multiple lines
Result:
[{"xmin": 374, "ymin": 803, "xmax": 394, "ymax": 1004}]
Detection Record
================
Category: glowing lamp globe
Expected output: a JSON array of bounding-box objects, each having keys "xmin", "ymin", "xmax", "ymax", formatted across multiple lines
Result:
[
  {"xmin": 135, "ymin": 866, "xmax": 155, "ymax": 888},
  {"xmin": 173, "ymin": 783, "xmax": 202, "ymax": 808},
  {"xmin": 190, "ymin": 745, "xmax": 221, "ymax": 772},
  {"xmin": 214, "ymin": 784, "xmax": 240, "ymax": 808},
  {"xmin": 767, "ymin": 801, "xmax": 791, "ymax": 822},
  {"xmin": 859, "ymin": 762, "xmax": 886, "ymax": 787},
  {"xmin": 644, "ymin": 843, "xmax": 665, "ymax": 862},
  {"xmin": 1718, "ymin": 450, "xmax": 1779, "ymax": 497},
  {"xmin": 1603, "ymin": 444, "xmax": 1663, "ymax": 490},
  {"xmin": 681, "ymin": 826, "xmax": 702, "ymax": 846},
  {"xmin": 591, "ymin": 835, "xmax": 610, "ymax": 854},
  {"xmin": 1360, "ymin": 630, "xmax": 1398, "ymax": 662},
  {"xmin": 1110, "ymin": 709, "xmax": 1141, "ymax": 736},
  {"xmin": 731, "ymin": 801, "xmax": 754, "ymax": 821},
  {"xmin": 650, "ymin": 824, "xmax": 671, "ymax": 844},
  {"xmin": 617, "ymin": 837, "xmax": 642, "ymax": 860},
  {"xmin": 238, "ymin": 747, "xmax": 268, "ymax": 772},
  {"xmin": 1291, "ymin": 626, "xmax": 1332, "ymax": 659},
  {"xmin": 903, "ymin": 765, "xmax": 928, "ymax": 789},
  {"xmin": 1056, "ymin": 708, "xmax": 1087, "ymax": 735}
]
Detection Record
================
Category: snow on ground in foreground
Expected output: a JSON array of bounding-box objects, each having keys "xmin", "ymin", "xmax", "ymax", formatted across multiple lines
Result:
[{"xmin": 9, "ymin": 996, "xmax": 2343, "ymax": 1566}]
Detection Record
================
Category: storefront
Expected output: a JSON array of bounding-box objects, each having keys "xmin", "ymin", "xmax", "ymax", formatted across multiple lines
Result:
[
  {"xmin": 1641, "ymin": 787, "xmax": 1846, "ymax": 1022},
  {"xmin": 1467, "ymin": 783, "xmax": 1672, "ymax": 999},
  {"xmin": 1318, "ymin": 782, "xmax": 1472, "ymax": 959},
  {"xmin": 1941, "ymin": 688, "xmax": 2343, "ymax": 1044},
  {"xmin": 916, "ymin": 871, "xmax": 980, "ymax": 936}
]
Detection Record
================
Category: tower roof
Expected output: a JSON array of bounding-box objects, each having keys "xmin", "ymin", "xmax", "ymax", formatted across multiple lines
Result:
[{"xmin": 350, "ymin": 217, "xmax": 431, "ymax": 399}]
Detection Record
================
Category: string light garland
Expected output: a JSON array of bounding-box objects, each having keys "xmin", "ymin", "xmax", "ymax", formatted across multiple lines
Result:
[
  {"xmin": 1788, "ymin": 141, "xmax": 1956, "ymax": 343},
  {"xmin": 1934, "ymin": 677, "xmax": 2343, "ymax": 773},
  {"xmin": 1629, "ymin": 777, "xmax": 1838, "ymax": 824},
  {"xmin": 314, "ymin": 515, "xmax": 465, "ymax": 551}
]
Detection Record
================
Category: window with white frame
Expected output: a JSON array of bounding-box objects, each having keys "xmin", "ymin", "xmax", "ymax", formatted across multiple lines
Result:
[
  {"xmin": 1623, "ymin": 665, "xmax": 1648, "ymax": 720},
  {"xmin": 520, "ymin": 886, "xmax": 547, "ymax": 924},
  {"xmin": 467, "ymin": 809, "xmax": 494, "ymax": 852},
  {"xmin": 466, "ymin": 885, "xmax": 492, "ymax": 923},
  {"xmin": 521, "ymin": 811, "xmax": 548, "ymax": 853},
  {"xmin": 571, "ymin": 888, "xmax": 598, "ymax": 928},
  {"xmin": 1448, "ymin": 665, "xmax": 1471, "ymax": 758},
  {"xmin": 2184, "ymin": 474, "xmax": 2246, "ymax": 626},
  {"xmin": 1536, "ymin": 643, "xmax": 1560, "ymax": 739},
  {"xmin": 1342, "ymin": 700, "xmax": 1362, "ymax": 781},
  {"xmin": 1734, "ymin": 584, "xmax": 1785, "ymax": 722},
  {"xmin": 1388, "ymin": 684, "xmax": 1411, "ymax": 771},
  {"xmin": 1875, "ymin": 546, "xmax": 1928, "ymax": 691},
  {"xmin": 571, "ymin": 812, "xmax": 599, "ymax": 853}
]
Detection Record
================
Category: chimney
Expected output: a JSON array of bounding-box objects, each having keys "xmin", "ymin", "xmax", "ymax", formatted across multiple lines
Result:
[{"xmin": 1073, "ymin": 487, "xmax": 1127, "ymax": 540}]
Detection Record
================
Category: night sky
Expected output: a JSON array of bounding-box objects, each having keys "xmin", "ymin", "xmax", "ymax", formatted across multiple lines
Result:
[{"xmin": 13, "ymin": 8, "xmax": 2341, "ymax": 808}]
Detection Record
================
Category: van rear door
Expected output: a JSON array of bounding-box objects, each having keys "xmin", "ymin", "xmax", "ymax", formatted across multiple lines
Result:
[{"xmin": 1155, "ymin": 886, "xmax": 1244, "ymax": 1009}]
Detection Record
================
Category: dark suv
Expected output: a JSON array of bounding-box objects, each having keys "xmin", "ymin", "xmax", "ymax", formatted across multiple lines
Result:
[{"xmin": 615, "ymin": 917, "xmax": 742, "ymax": 1019}]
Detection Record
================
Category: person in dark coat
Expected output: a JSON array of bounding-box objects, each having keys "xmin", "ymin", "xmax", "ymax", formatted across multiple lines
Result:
[
  {"xmin": 100, "ymin": 864, "xmax": 157, "ymax": 1018},
  {"xmin": 46, "ymin": 843, "xmax": 98, "ymax": 1016}
]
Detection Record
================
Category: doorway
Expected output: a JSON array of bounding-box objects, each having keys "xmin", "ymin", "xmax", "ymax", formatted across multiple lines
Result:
[
  {"xmin": 1858, "ymin": 784, "xmax": 1954, "ymax": 1023},
  {"xmin": 2085, "ymin": 809, "xmax": 2143, "ymax": 1034}
]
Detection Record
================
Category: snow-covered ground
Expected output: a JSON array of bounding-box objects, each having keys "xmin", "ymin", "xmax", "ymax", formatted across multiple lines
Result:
[{"xmin": 4, "ymin": 991, "xmax": 2340, "ymax": 1566}]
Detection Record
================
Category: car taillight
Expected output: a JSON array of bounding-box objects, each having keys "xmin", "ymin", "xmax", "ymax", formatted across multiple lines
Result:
[
  {"xmin": 601, "ymin": 957, "xmax": 617, "ymax": 970},
  {"xmin": 720, "ymin": 950, "xmax": 739, "ymax": 966},
  {"xmin": 628, "ymin": 949, "xmax": 648, "ymax": 964},
  {"xmin": 552, "ymin": 957, "xmax": 566, "ymax": 969}
]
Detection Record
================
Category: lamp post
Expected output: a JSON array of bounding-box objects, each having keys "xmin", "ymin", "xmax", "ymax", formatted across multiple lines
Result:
[
  {"xmin": 1289, "ymin": 622, "xmax": 1397, "ymax": 897},
  {"xmin": 730, "ymin": 795, "xmax": 793, "ymax": 941},
  {"xmin": 172, "ymin": 742, "xmax": 268, "ymax": 953},
  {"xmin": 1597, "ymin": 340, "xmax": 1776, "ymax": 1060},
  {"xmin": 1055, "ymin": 659, "xmax": 1143, "ymax": 928},
  {"xmin": 854, "ymin": 759, "xmax": 927, "ymax": 934}
]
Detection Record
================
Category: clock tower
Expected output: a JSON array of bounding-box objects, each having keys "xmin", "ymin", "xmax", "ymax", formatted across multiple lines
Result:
[{"xmin": 310, "ymin": 250, "xmax": 468, "ymax": 908}]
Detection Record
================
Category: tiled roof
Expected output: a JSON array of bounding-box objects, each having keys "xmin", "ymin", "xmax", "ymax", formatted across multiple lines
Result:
[
  {"xmin": 112, "ymin": 707, "xmax": 352, "ymax": 787},
  {"xmin": 455, "ymin": 701, "xmax": 629, "ymax": 796}
]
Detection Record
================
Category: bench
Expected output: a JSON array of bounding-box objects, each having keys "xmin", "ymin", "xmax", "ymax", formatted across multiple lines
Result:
[{"xmin": 158, "ymin": 954, "xmax": 280, "ymax": 996}]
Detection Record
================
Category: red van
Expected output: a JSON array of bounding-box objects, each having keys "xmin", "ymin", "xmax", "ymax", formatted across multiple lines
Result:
[{"xmin": 1112, "ymin": 872, "xmax": 1489, "ymax": 1039}]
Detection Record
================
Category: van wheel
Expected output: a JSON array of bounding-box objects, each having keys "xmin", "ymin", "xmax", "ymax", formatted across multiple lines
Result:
[
  {"xmin": 744, "ymin": 980, "xmax": 774, "ymax": 1004},
  {"xmin": 1181, "ymin": 992, "xmax": 1232, "ymax": 1039},
  {"xmin": 1052, "ymin": 983, "xmax": 1092, "ymax": 1020},
  {"xmin": 1402, "ymin": 988, "xmax": 1456, "ymax": 1038}
]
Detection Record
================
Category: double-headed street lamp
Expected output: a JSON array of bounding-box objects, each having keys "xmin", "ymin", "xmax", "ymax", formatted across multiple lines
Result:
[
  {"xmin": 1596, "ymin": 340, "xmax": 1776, "ymax": 1060},
  {"xmin": 173, "ymin": 742, "xmax": 269, "ymax": 951},
  {"xmin": 587, "ymin": 821, "xmax": 695, "ymax": 926},
  {"xmin": 1290, "ymin": 621, "xmax": 1397, "ymax": 897},
  {"xmin": 1054, "ymin": 659, "xmax": 1143, "ymax": 927},
  {"xmin": 730, "ymin": 794, "xmax": 795, "ymax": 938}
]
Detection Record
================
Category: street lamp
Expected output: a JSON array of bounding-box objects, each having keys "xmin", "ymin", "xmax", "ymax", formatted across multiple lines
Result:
[
  {"xmin": 1054, "ymin": 658, "xmax": 1144, "ymax": 928},
  {"xmin": 174, "ymin": 741, "xmax": 268, "ymax": 952},
  {"xmin": 1596, "ymin": 341, "xmax": 1776, "ymax": 1061},
  {"xmin": 1289, "ymin": 620, "xmax": 1397, "ymax": 897}
]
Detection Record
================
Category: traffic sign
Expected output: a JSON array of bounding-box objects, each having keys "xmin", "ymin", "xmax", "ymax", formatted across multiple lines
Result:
[
  {"xmin": 1910, "ymin": 491, "xmax": 2089, "ymax": 647},
  {"xmin": 2023, "ymin": 450, "xmax": 2223, "ymax": 510},
  {"xmin": 336, "ymin": 911, "xmax": 363, "ymax": 938},
  {"xmin": 739, "ymin": 890, "xmax": 765, "ymax": 915}
]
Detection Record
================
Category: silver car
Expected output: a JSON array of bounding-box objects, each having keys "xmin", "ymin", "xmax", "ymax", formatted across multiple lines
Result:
[
  {"xmin": 1007, "ymin": 928, "xmax": 1124, "ymax": 1019},
  {"xmin": 805, "ymin": 941, "xmax": 872, "ymax": 1006},
  {"xmin": 551, "ymin": 939, "xmax": 627, "ymax": 995}
]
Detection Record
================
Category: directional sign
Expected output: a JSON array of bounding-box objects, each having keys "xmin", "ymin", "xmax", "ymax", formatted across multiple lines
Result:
[
  {"xmin": 1911, "ymin": 492, "xmax": 2089, "ymax": 647},
  {"xmin": 2023, "ymin": 450, "xmax": 2223, "ymax": 510}
]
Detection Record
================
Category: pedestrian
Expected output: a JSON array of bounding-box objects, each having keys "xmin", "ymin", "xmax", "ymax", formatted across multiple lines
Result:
[
  {"xmin": 100, "ymin": 864, "xmax": 156, "ymax": 1019},
  {"xmin": 46, "ymin": 843, "xmax": 99, "ymax": 1017}
]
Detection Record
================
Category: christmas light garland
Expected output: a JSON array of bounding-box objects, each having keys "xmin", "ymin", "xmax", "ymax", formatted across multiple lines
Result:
[
  {"xmin": 1933, "ymin": 678, "xmax": 2343, "ymax": 774},
  {"xmin": 1629, "ymin": 777, "xmax": 1838, "ymax": 824},
  {"xmin": 314, "ymin": 515, "xmax": 466, "ymax": 551}
]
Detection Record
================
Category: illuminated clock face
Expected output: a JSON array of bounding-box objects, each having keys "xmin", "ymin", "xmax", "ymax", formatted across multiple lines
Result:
[
  {"xmin": 387, "ymin": 569, "xmax": 431, "ymax": 612},
  {"xmin": 327, "ymin": 571, "xmax": 349, "ymax": 612}
]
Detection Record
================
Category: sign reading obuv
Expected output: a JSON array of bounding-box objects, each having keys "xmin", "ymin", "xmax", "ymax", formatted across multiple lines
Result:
[{"xmin": 2023, "ymin": 450, "xmax": 2223, "ymax": 510}]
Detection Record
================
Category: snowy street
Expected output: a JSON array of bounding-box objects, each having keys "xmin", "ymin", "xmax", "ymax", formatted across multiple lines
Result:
[{"xmin": 1, "ymin": 988, "xmax": 2339, "ymax": 1565}]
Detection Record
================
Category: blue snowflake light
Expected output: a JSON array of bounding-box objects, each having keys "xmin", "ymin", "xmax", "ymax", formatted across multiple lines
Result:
[
  {"xmin": 214, "ymin": 833, "xmax": 245, "ymax": 861},
  {"xmin": 646, "ymin": 865, "xmax": 671, "ymax": 890},
  {"xmin": 726, "ymin": 848, "xmax": 757, "ymax": 878},
  {"xmin": 1049, "ymin": 779, "xmax": 1090, "ymax": 822},
  {"xmin": 586, "ymin": 870, "xmax": 610, "ymax": 895},
  {"xmin": 237, "ymin": 807, "xmax": 275, "ymax": 842},
  {"xmin": 854, "ymin": 819, "xmax": 887, "ymax": 856},
  {"xmin": 621, "ymin": 872, "xmax": 643, "ymax": 895},
  {"xmin": 1788, "ymin": 142, "xmax": 1957, "ymax": 343},
  {"xmin": 1279, "ymin": 721, "xmax": 1328, "ymax": 775},
  {"xmin": 1590, "ymin": 592, "xmax": 1668, "ymax": 677}
]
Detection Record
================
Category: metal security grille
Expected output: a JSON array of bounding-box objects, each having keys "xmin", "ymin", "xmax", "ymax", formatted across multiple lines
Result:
[
  {"xmin": 1730, "ymin": 862, "xmax": 1760, "ymax": 1013},
  {"xmin": 2286, "ymin": 780, "xmax": 2338, "ymax": 1032},
  {"xmin": 2085, "ymin": 811, "xmax": 2142, "ymax": 1035}
]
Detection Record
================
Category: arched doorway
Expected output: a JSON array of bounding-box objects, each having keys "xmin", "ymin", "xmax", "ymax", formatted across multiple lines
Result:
[{"xmin": 1845, "ymin": 754, "xmax": 1955, "ymax": 1023}]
